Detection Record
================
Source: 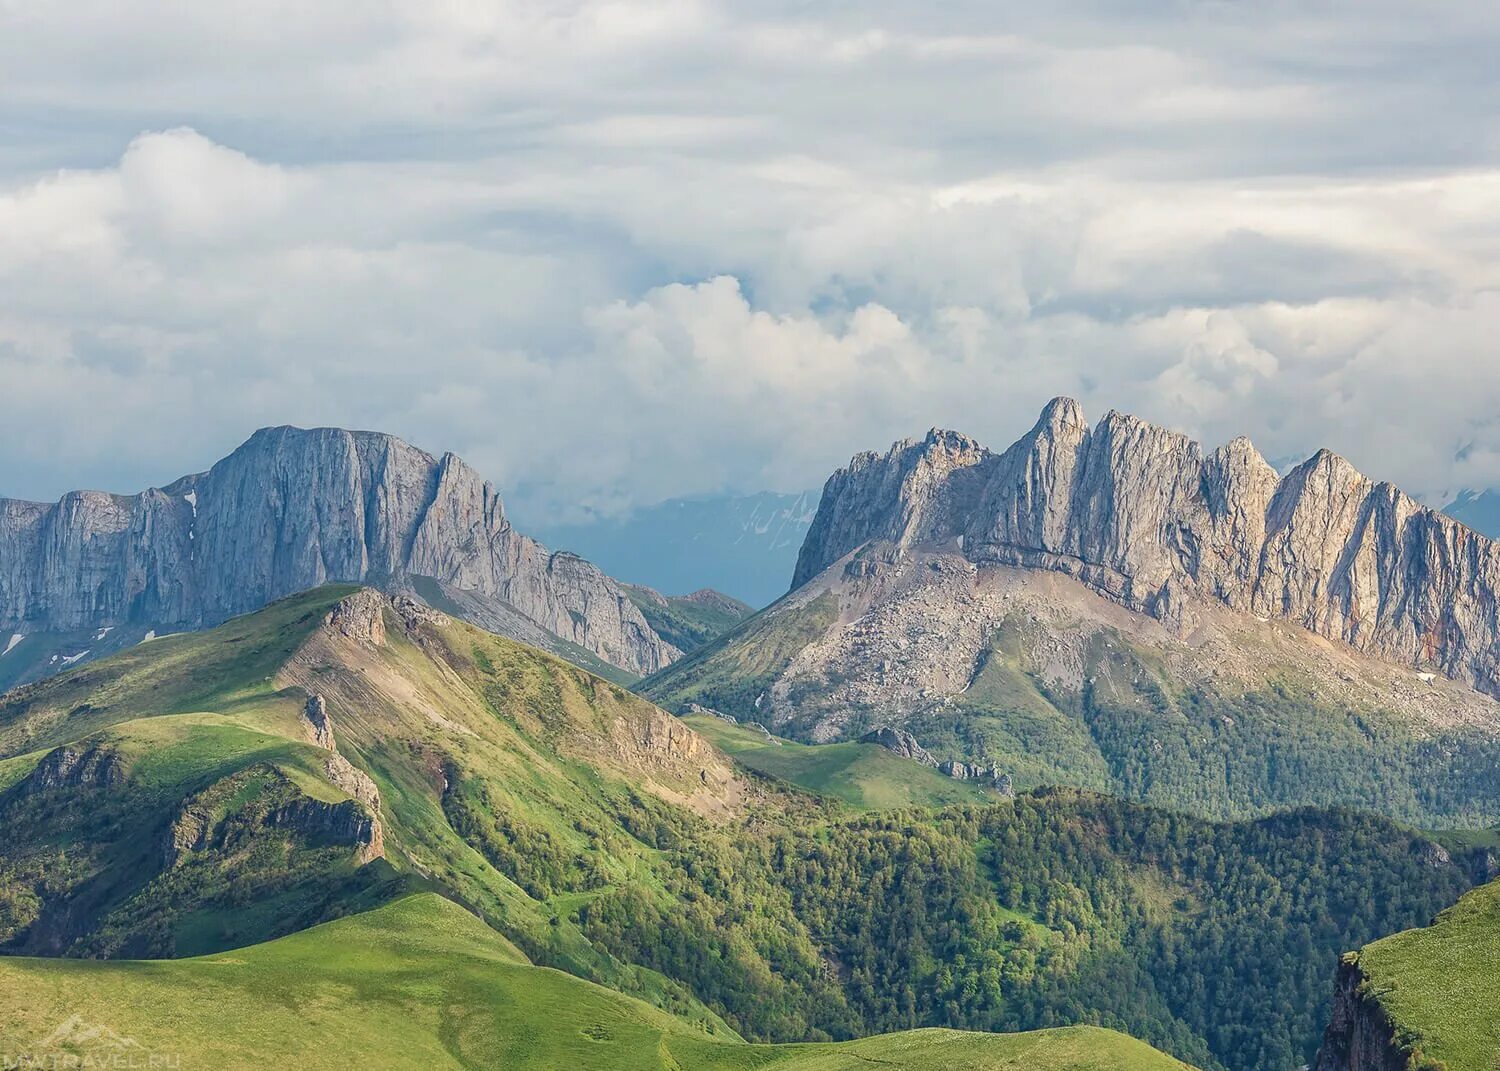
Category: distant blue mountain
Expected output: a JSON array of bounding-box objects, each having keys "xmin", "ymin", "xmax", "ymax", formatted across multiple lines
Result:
[
  {"xmin": 529, "ymin": 491, "xmax": 820, "ymax": 608},
  {"xmin": 1442, "ymin": 489, "xmax": 1500, "ymax": 538}
]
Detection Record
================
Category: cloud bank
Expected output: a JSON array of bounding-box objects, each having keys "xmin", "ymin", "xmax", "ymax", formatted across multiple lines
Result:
[{"xmin": 2, "ymin": 2, "xmax": 1500, "ymax": 520}]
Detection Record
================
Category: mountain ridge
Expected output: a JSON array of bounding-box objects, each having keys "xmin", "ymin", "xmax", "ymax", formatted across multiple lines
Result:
[
  {"xmin": 0, "ymin": 425, "xmax": 679, "ymax": 683},
  {"xmin": 795, "ymin": 398, "xmax": 1500, "ymax": 698}
]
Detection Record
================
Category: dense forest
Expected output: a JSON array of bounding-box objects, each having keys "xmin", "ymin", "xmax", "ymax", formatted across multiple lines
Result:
[{"xmin": 564, "ymin": 790, "xmax": 1479, "ymax": 1071}]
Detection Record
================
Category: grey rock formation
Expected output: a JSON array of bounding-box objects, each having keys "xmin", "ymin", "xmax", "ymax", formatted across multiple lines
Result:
[
  {"xmin": 796, "ymin": 399, "xmax": 1500, "ymax": 697},
  {"xmin": 16, "ymin": 744, "xmax": 127, "ymax": 793},
  {"xmin": 165, "ymin": 763, "xmax": 383, "ymax": 868},
  {"xmin": 936, "ymin": 759, "xmax": 1013, "ymax": 795},
  {"xmin": 0, "ymin": 426, "xmax": 677, "ymax": 680},
  {"xmin": 859, "ymin": 726, "xmax": 937, "ymax": 766},
  {"xmin": 304, "ymin": 694, "xmax": 336, "ymax": 750},
  {"xmin": 686, "ymin": 702, "xmax": 736, "ymax": 723}
]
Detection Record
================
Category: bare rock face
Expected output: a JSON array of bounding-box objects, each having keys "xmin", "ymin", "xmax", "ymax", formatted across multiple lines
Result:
[
  {"xmin": 297, "ymin": 686, "xmax": 385, "ymax": 863},
  {"xmin": 0, "ymin": 426, "xmax": 674, "ymax": 679},
  {"xmin": 324, "ymin": 589, "xmax": 388, "ymax": 648},
  {"xmin": 390, "ymin": 594, "xmax": 447, "ymax": 633},
  {"xmin": 795, "ymin": 399, "xmax": 1500, "ymax": 698},
  {"xmin": 859, "ymin": 726, "xmax": 937, "ymax": 766},
  {"xmin": 304, "ymin": 694, "xmax": 336, "ymax": 750},
  {"xmin": 1314, "ymin": 957, "xmax": 1410, "ymax": 1071}
]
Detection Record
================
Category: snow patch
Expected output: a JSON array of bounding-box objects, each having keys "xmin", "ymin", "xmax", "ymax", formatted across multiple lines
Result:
[
  {"xmin": 184, "ymin": 490, "xmax": 198, "ymax": 517},
  {"xmin": 2, "ymin": 633, "xmax": 22, "ymax": 657},
  {"xmin": 94, "ymin": 625, "xmax": 114, "ymax": 641},
  {"xmin": 60, "ymin": 650, "xmax": 90, "ymax": 666}
]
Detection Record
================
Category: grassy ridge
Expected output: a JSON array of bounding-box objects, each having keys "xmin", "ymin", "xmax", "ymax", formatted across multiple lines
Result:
[
  {"xmin": 0, "ymin": 893, "xmax": 1193, "ymax": 1071},
  {"xmin": 1350, "ymin": 880, "xmax": 1500, "ymax": 1071},
  {"xmin": 684, "ymin": 714, "xmax": 990, "ymax": 810}
]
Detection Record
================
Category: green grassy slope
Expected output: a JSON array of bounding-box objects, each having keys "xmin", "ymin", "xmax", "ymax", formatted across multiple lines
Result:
[
  {"xmin": 0, "ymin": 585, "xmax": 352, "ymax": 756},
  {"xmin": 0, "ymin": 585, "xmax": 757, "ymax": 1027},
  {"xmin": 1345, "ymin": 880, "xmax": 1500, "ymax": 1070},
  {"xmin": 684, "ymin": 714, "xmax": 990, "ymax": 810},
  {"xmin": 0, "ymin": 893, "xmax": 1193, "ymax": 1071},
  {"xmin": 641, "ymin": 592, "xmax": 841, "ymax": 716}
]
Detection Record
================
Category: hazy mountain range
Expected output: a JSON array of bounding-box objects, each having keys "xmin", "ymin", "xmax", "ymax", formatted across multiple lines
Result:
[
  {"xmin": 1443, "ymin": 488, "xmax": 1500, "ymax": 539},
  {"xmin": 526, "ymin": 490, "xmax": 820, "ymax": 608}
]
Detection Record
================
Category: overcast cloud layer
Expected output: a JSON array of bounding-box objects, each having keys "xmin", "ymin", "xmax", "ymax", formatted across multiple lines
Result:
[{"xmin": 3, "ymin": 1, "xmax": 1500, "ymax": 521}]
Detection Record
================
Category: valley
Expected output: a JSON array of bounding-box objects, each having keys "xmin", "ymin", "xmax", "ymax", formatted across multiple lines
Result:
[{"xmin": 0, "ymin": 583, "xmax": 1492, "ymax": 1069}]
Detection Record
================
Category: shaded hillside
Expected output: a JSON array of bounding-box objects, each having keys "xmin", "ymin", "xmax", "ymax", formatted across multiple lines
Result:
[{"xmin": 623, "ymin": 585, "xmax": 754, "ymax": 652}]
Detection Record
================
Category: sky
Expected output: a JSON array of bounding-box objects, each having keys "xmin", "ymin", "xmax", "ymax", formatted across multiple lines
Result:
[{"xmin": 3, "ymin": 1, "xmax": 1500, "ymax": 523}]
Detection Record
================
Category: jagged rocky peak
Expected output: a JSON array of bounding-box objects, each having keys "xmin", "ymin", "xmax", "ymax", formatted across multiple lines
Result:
[
  {"xmin": 796, "ymin": 398, "xmax": 1500, "ymax": 697},
  {"xmin": 0, "ymin": 426, "xmax": 676, "ymax": 679}
]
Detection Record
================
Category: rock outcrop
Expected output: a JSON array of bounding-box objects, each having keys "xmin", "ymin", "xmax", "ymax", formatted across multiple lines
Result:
[
  {"xmin": 304, "ymin": 694, "xmax": 336, "ymax": 750},
  {"xmin": 1313, "ymin": 956, "xmax": 1412, "ymax": 1071},
  {"xmin": 859, "ymin": 726, "xmax": 937, "ymax": 766},
  {"xmin": 15, "ymin": 744, "xmax": 127, "ymax": 793},
  {"xmin": 0, "ymin": 426, "xmax": 676, "ymax": 679},
  {"xmin": 938, "ymin": 760, "xmax": 1014, "ymax": 795},
  {"xmin": 795, "ymin": 399, "xmax": 1500, "ymax": 698},
  {"xmin": 299, "ymin": 687, "xmax": 385, "ymax": 863},
  {"xmin": 165, "ymin": 762, "xmax": 384, "ymax": 868}
]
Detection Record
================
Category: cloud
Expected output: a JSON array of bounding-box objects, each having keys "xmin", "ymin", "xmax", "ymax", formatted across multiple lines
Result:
[{"xmin": 4, "ymin": 3, "xmax": 1500, "ymax": 522}]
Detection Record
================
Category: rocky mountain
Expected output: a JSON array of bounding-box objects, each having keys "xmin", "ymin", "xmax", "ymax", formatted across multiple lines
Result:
[
  {"xmin": 0, "ymin": 426, "xmax": 678, "ymax": 687},
  {"xmin": 528, "ymin": 490, "xmax": 820, "ymax": 608},
  {"xmin": 645, "ymin": 399, "xmax": 1500, "ymax": 822},
  {"xmin": 795, "ymin": 397, "xmax": 1500, "ymax": 698}
]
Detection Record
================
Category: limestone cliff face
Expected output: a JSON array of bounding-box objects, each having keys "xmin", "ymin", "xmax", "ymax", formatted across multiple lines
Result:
[
  {"xmin": 794, "ymin": 398, "xmax": 1500, "ymax": 697},
  {"xmin": 0, "ymin": 426, "xmax": 675, "ymax": 677}
]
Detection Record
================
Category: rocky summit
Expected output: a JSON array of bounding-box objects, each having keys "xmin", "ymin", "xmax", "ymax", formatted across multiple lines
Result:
[
  {"xmin": 0, "ymin": 426, "xmax": 678, "ymax": 681},
  {"xmin": 644, "ymin": 399, "xmax": 1500, "ymax": 823},
  {"xmin": 796, "ymin": 397, "xmax": 1500, "ymax": 698}
]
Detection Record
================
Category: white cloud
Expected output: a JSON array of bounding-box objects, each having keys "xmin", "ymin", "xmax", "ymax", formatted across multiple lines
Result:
[{"xmin": 3, "ymin": 3, "xmax": 1500, "ymax": 522}]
